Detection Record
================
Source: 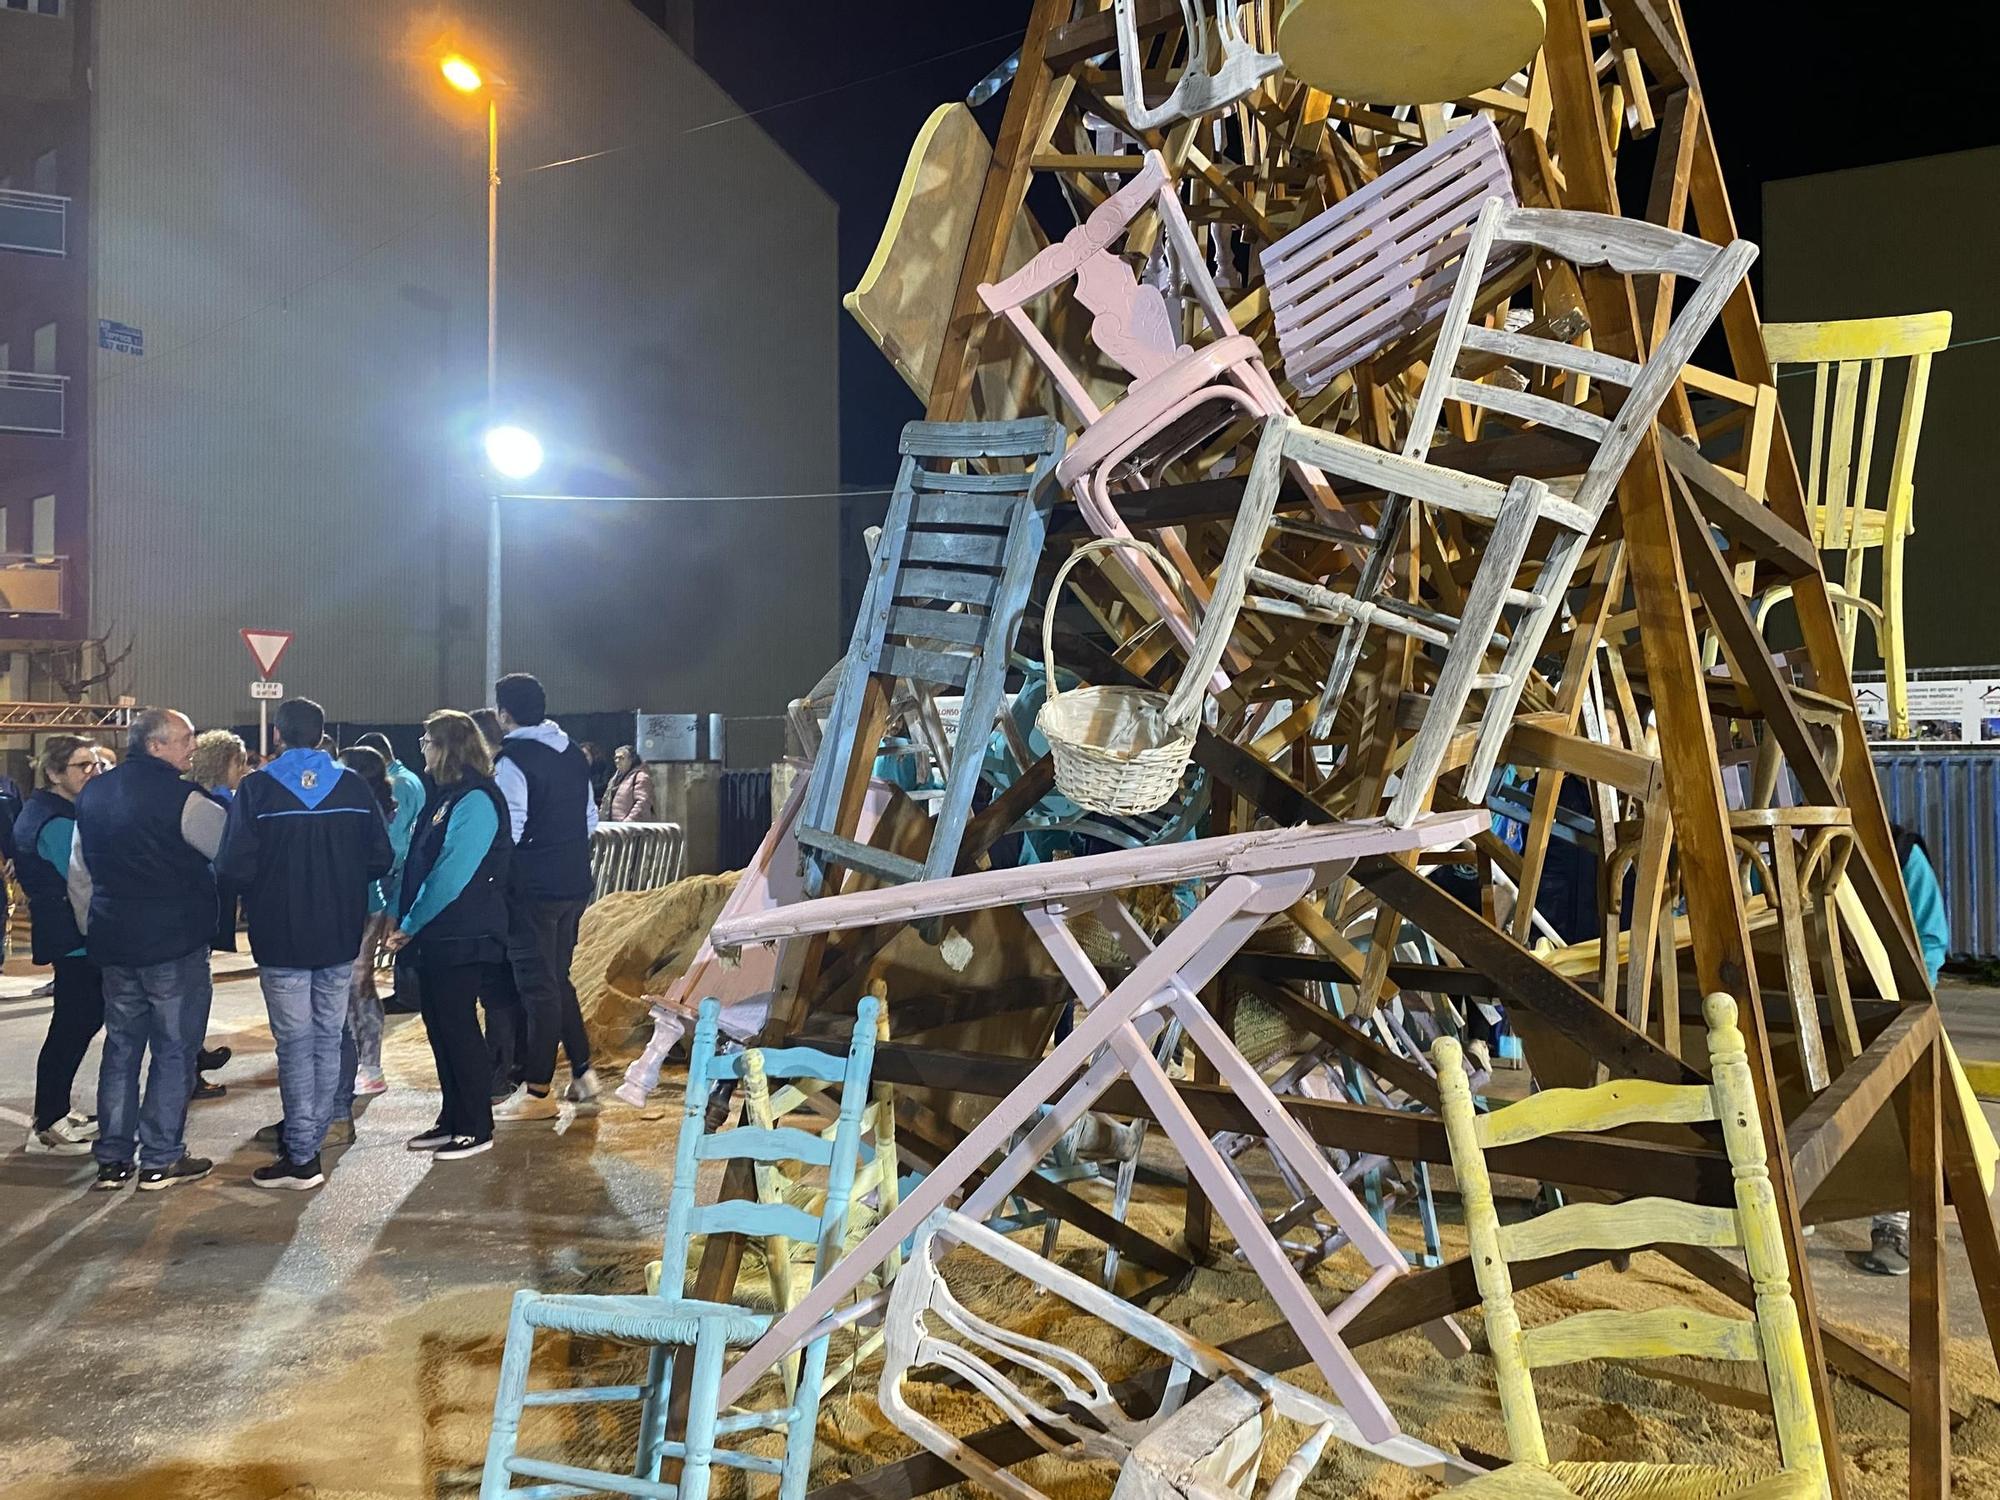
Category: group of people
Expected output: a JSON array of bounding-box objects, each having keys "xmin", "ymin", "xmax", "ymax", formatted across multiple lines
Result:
[{"xmin": 16, "ymin": 672, "xmax": 603, "ymax": 1192}]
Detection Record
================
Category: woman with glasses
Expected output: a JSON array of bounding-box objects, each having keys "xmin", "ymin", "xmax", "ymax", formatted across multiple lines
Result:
[
  {"xmin": 15, "ymin": 735, "xmax": 108, "ymax": 1154},
  {"xmin": 383, "ymin": 711, "xmax": 511, "ymax": 1159}
]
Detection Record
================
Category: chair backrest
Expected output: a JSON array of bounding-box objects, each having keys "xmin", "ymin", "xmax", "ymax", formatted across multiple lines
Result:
[
  {"xmin": 1762, "ymin": 312, "xmax": 1952, "ymax": 555},
  {"xmin": 659, "ymin": 994, "xmax": 882, "ymax": 1297},
  {"xmin": 1432, "ymin": 993, "xmax": 1825, "ymax": 1483},
  {"xmin": 1416, "ymin": 199, "xmax": 1759, "ymax": 521},
  {"xmin": 1114, "ymin": 0, "xmax": 1283, "ymax": 131},
  {"xmin": 979, "ymin": 150, "xmax": 1239, "ymax": 427},
  {"xmin": 1259, "ymin": 117, "xmax": 1519, "ymax": 396}
]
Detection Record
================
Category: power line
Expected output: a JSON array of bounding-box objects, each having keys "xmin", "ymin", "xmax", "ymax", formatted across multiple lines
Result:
[{"xmin": 495, "ymin": 487, "xmax": 894, "ymax": 503}]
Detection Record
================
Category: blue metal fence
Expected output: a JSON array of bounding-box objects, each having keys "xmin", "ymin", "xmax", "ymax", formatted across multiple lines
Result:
[{"xmin": 1873, "ymin": 747, "xmax": 2000, "ymax": 961}]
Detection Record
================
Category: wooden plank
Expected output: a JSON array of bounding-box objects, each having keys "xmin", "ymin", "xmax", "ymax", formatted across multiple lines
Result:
[
  {"xmin": 1787, "ymin": 1002, "xmax": 1939, "ymax": 1205},
  {"xmin": 1910, "ymin": 1040, "xmax": 1949, "ymax": 1499},
  {"xmin": 1521, "ymin": 1305, "xmax": 1760, "ymax": 1368},
  {"xmin": 885, "ymin": 604, "xmax": 989, "ymax": 648},
  {"xmin": 1506, "ymin": 718, "xmax": 1663, "ymax": 800},
  {"xmin": 1661, "ymin": 431, "xmax": 1819, "ymax": 578},
  {"xmin": 1230, "ymin": 950, "xmax": 1511, "ymax": 1000},
  {"xmin": 901, "ymin": 529, "xmax": 1008, "ymax": 569},
  {"xmin": 1499, "ymin": 1197, "xmax": 1738, "ymax": 1262},
  {"xmin": 1479, "ymin": 1079, "xmax": 1715, "ymax": 1148},
  {"xmin": 878, "ymin": 643, "xmax": 974, "ymax": 690},
  {"xmin": 1939, "ymin": 1077, "xmax": 2000, "ymax": 1387},
  {"xmin": 893, "ymin": 566, "xmax": 1001, "ymax": 606}
]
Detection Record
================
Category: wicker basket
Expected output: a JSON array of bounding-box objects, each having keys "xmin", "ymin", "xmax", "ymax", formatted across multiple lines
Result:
[{"xmin": 1036, "ymin": 537, "xmax": 1210, "ymax": 817}]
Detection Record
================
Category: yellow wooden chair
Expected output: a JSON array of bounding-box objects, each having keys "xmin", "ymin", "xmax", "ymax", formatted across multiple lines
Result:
[
  {"xmin": 1432, "ymin": 994, "xmax": 1829, "ymax": 1500},
  {"xmin": 1757, "ymin": 312, "xmax": 1951, "ymax": 741}
]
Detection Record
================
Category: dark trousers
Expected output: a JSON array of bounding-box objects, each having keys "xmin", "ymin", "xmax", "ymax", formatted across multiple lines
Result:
[
  {"xmin": 482, "ymin": 965, "xmax": 523, "ymax": 1098},
  {"xmin": 512, "ymin": 896, "xmax": 590, "ymax": 1089},
  {"xmin": 34, "ymin": 956, "xmax": 104, "ymax": 1131},
  {"xmin": 420, "ymin": 958, "xmax": 497, "ymax": 1142}
]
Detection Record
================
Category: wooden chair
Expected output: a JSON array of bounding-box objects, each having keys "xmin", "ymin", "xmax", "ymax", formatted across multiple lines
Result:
[
  {"xmin": 1431, "ymin": 994, "xmax": 1829, "ymax": 1500},
  {"xmin": 978, "ymin": 149, "xmax": 1337, "ymax": 696},
  {"xmin": 1113, "ymin": 0, "xmax": 1283, "ymax": 130},
  {"xmin": 1226, "ymin": 202, "xmax": 1757, "ymax": 822},
  {"xmin": 479, "ymin": 995, "xmax": 881, "ymax": 1500},
  {"xmin": 875, "ymin": 1208, "xmax": 1480, "ymax": 1500},
  {"xmin": 1758, "ymin": 312, "xmax": 1952, "ymax": 740},
  {"xmin": 796, "ymin": 417, "xmax": 1066, "ymax": 897},
  {"xmin": 1259, "ymin": 117, "xmax": 1520, "ymax": 397}
]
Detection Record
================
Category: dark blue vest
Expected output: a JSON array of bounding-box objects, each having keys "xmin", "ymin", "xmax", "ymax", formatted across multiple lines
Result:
[
  {"xmin": 13, "ymin": 788, "xmax": 84, "ymax": 965},
  {"xmin": 399, "ymin": 774, "xmax": 510, "ymax": 964},
  {"xmin": 75, "ymin": 754, "xmax": 218, "ymax": 967},
  {"xmin": 498, "ymin": 736, "xmax": 594, "ymax": 901}
]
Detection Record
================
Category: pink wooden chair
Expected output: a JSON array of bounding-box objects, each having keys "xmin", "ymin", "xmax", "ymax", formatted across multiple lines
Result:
[
  {"xmin": 979, "ymin": 150, "xmax": 1332, "ymax": 695},
  {"xmin": 1260, "ymin": 117, "xmax": 1520, "ymax": 396},
  {"xmin": 704, "ymin": 808, "xmax": 1489, "ymax": 1445}
]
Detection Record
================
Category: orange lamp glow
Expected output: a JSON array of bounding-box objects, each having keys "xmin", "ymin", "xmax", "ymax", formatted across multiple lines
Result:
[{"xmin": 439, "ymin": 54, "xmax": 484, "ymax": 93}]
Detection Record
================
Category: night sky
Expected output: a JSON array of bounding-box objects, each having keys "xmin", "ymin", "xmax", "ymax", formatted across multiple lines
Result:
[{"xmin": 630, "ymin": 2, "xmax": 2000, "ymax": 485}]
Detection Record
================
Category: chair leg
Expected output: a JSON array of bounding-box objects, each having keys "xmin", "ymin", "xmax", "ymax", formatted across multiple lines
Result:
[
  {"xmin": 634, "ymin": 1343, "xmax": 676, "ymax": 1483},
  {"xmin": 1387, "ymin": 482, "xmax": 1539, "ymax": 827},
  {"xmin": 480, "ymin": 1291, "xmax": 540, "ymax": 1500},
  {"xmin": 677, "ymin": 1323, "xmax": 729, "ymax": 1500}
]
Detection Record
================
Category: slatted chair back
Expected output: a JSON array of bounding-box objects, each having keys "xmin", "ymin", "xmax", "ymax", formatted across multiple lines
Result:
[
  {"xmin": 1760, "ymin": 312, "xmax": 1951, "ymax": 735},
  {"xmin": 1418, "ymin": 200, "xmax": 1759, "ymax": 523},
  {"xmin": 1259, "ymin": 117, "xmax": 1519, "ymax": 396},
  {"xmin": 1113, "ymin": 0, "xmax": 1283, "ymax": 131},
  {"xmin": 977, "ymin": 153, "xmax": 1242, "ymax": 426},
  {"xmin": 796, "ymin": 418, "xmax": 1065, "ymax": 897},
  {"xmin": 659, "ymin": 994, "xmax": 882, "ymax": 1312},
  {"xmin": 1432, "ymin": 994, "xmax": 1825, "ymax": 1484}
]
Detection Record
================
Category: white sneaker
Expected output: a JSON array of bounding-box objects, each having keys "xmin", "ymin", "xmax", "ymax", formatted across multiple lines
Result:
[
  {"xmin": 64, "ymin": 1111, "xmax": 100, "ymax": 1141},
  {"xmin": 25, "ymin": 1124, "xmax": 92, "ymax": 1156},
  {"xmin": 353, "ymin": 1069, "xmax": 388, "ymax": 1097},
  {"xmin": 564, "ymin": 1068, "xmax": 601, "ymax": 1104},
  {"xmin": 491, "ymin": 1085, "xmax": 561, "ymax": 1122}
]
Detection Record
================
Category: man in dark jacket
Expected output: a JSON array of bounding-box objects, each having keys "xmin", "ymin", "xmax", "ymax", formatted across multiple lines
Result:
[
  {"xmin": 489, "ymin": 672, "xmax": 597, "ymax": 1122},
  {"xmin": 218, "ymin": 697, "xmax": 393, "ymax": 1189},
  {"xmin": 68, "ymin": 708, "xmax": 226, "ymax": 1191}
]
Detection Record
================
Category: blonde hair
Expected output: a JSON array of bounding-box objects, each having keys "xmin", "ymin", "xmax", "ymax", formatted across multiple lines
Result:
[
  {"xmin": 424, "ymin": 710, "xmax": 492, "ymax": 785},
  {"xmin": 189, "ymin": 729, "xmax": 247, "ymax": 791}
]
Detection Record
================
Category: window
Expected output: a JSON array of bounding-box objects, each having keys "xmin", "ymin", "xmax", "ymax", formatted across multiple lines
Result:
[
  {"xmin": 2, "ymin": 0, "xmax": 66, "ymax": 16},
  {"xmin": 32, "ymin": 321, "xmax": 55, "ymax": 374},
  {"xmin": 32, "ymin": 150, "xmax": 57, "ymax": 193},
  {"xmin": 31, "ymin": 495, "xmax": 53, "ymax": 557}
]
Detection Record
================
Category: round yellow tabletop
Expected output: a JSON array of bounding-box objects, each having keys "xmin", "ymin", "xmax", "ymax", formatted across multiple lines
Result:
[{"xmin": 1277, "ymin": 0, "xmax": 1547, "ymax": 106}]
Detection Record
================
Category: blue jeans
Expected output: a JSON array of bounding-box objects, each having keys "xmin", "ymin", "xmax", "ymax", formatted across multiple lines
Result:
[
  {"xmin": 95, "ymin": 950, "xmax": 213, "ymax": 1170},
  {"xmin": 262, "ymin": 961, "xmax": 355, "ymax": 1163}
]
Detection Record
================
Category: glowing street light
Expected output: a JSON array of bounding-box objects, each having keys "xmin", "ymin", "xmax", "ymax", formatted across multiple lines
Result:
[
  {"xmin": 483, "ymin": 424, "xmax": 544, "ymax": 481},
  {"xmin": 439, "ymin": 54, "xmax": 484, "ymax": 93}
]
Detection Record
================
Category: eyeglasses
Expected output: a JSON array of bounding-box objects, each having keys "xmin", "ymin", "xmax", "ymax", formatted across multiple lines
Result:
[
  {"xmin": 419, "ymin": 735, "xmax": 434, "ymax": 747},
  {"xmin": 66, "ymin": 758, "xmax": 100, "ymax": 772}
]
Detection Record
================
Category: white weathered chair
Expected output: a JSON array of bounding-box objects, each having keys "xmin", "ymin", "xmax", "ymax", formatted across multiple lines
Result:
[
  {"xmin": 1230, "ymin": 202, "xmax": 1758, "ymax": 823},
  {"xmin": 1114, "ymin": 0, "xmax": 1283, "ymax": 130},
  {"xmin": 876, "ymin": 1209, "xmax": 1480, "ymax": 1500},
  {"xmin": 704, "ymin": 809, "xmax": 1490, "ymax": 1442}
]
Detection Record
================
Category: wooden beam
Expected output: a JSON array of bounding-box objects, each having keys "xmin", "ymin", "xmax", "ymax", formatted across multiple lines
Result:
[
  {"xmin": 1909, "ymin": 1040, "xmax": 1949, "ymax": 1497},
  {"xmin": 1661, "ymin": 431, "xmax": 1819, "ymax": 579},
  {"xmin": 1787, "ymin": 1001, "xmax": 1940, "ymax": 1206}
]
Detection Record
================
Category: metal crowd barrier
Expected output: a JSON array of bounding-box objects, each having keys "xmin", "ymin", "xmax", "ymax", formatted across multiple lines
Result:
[{"xmin": 590, "ymin": 821, "xmax": 687, "ymax": 898}]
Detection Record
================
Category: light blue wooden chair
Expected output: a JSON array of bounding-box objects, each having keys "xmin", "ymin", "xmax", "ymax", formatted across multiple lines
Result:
[{"xmin": 480, "ymin": 994, "xmax": 881, "ymax": 1500}]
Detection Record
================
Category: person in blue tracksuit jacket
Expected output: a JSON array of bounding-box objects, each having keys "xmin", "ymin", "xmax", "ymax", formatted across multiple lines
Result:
[
  {"xmin": 384, "ymin": 710, "xmax": 511, "ymax": 1159},
  {"xmin": 217, "ymin": 698, "xmax": 392, "ymax": 1191},
  {"xmin": 14, "ymin": 735, "xmax": 106, "ymax": 1154},
  {"xmin": 1860, "ymin": 825, "xmax": 1952, "ymax": 1276}
]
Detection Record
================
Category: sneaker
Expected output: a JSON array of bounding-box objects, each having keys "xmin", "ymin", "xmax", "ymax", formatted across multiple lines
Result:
[
  {"xmin": 65, "ymin": 1111, "xmax": 100, "ymax": 1141},
  {"xmin": 1859, "ymin": 1223, "xmax": 1911, "ymax": 1277},
  {"xmin": 564, "ymin": 1068, "xmax": 601, "ymax": 1104},
  {"xmin": 353, "ymin": 1068, "xmax": 388, "ymax": 1097},
  {"xmin": 26, "ymin": 1125, "xmax": 92, "ymax": 1156},
  {"xmin": 94, "ymin": 1160, "xmax": 135, "ymax": 1190},
  {"xmin": 257, "ymin": 1117, "xmax": 354, "ymax": 1147},
  {"xmin": 252, "ymin": 1155, "xmax": 325, "ymax": 1191},
  {"xmin": 492, "ymin": 1085, "xmax": 560, "ymax": 1122},
  {"xmin": 406, "ymin": 1126, "xmax": 456, "ymax": 1152},
  {"xmin": 197, "ymin": 1045, "xmax": 232, "ymax": 1072},
  {"xmin": 137, "ymin": 1156, "xmax": 212, "ymax": 1192},
  {"xmin": 434, "ymin": 1135, "xmax": 492, "ymax": 1160},
  {"xmin": 193, "ymin": 1079, "xmax": 227, "ymax": 1101},
  {"xmin": 1466, "ymin": 1039, "xmax": 1493, "ymax": 1075}
]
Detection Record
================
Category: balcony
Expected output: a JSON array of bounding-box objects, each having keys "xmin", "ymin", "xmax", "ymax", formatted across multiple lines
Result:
[
  {"xmin": 0, "ymin": 188, "xmax": 67, "ymax": 257},
  {"xmin": 0, "ymin": 371, "xmax": 66, "ymax": 436},
  {"xmin": 0, "ymin": 555, "xmax": 64, "ymax": 616}
]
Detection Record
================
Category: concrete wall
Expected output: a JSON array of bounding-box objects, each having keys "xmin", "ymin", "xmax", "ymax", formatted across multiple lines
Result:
[
  {"xmin": 88, "ymin": 0, "xmax": 839, "ymax": 728},
  {"xmin": 1762, "ymin": 146, "xmax": 2000, "ymax": 671}
]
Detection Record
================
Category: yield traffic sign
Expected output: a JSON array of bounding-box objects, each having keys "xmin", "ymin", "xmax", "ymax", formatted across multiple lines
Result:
[{"xmin": 240, "ymin": 628, "xmax": 294, "ymax": 679}]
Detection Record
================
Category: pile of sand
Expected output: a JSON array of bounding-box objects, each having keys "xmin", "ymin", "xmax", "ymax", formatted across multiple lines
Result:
[{"xmin": 570, "ymin": 871, "xmax": 741, "ymax": 1057}]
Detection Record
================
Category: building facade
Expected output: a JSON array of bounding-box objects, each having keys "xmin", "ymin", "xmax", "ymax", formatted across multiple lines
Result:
[{"xmin": 0, "ymin": 0, "xmax": 839, "ymax": 729}]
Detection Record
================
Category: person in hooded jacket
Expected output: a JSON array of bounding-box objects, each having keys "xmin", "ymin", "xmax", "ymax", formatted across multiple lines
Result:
[
  {"xmin": 14, "ymin": 735, "xmax": 105, "ymax": 1154},
  {"xmin": 384, "ymin": 710, "xmax": 510, "ymax": 1158}
]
